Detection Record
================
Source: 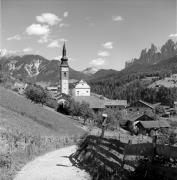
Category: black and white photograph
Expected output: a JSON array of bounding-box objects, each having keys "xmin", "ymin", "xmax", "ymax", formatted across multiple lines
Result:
[{"xmin": 0, "ymin": 0, "xmax": 177, "ymax": 179}]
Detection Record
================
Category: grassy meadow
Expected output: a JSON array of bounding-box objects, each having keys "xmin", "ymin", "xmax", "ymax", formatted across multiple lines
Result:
[
  {"xmin": 0, "ymin": 86, "xmax": 84, "ymax": 136},
  {"xmin": 0, "ymin": 86, "xmax": 85, "ymax": 179}
]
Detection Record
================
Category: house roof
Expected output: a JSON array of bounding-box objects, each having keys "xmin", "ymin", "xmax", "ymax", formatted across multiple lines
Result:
[
  {"xmin": 128, "ymin": 100, "xmax": 156, "ymax": 109},
  {"xmin": 75, "ymin": 80, "xmax": 90, "ymax": 89},
  {"xmin": 125, "ymin": 111, "xmax": 154, "ymax": 121},
  {"xmin": 104, "ymin": 100, "xmax": 127, "ymax": 107},
  {"xmin": 138, "ymin": 120, "xmax": 170, "ymax": 129},
  {"xmin": 73, "ymin": 96, "xmax": 105, "ymax": 109},
  {"xmin": 139, "ymin": 100, "xmax": 156, "ymax": 109}
]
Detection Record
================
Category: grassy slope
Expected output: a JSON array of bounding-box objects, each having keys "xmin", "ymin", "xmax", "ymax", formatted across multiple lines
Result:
[
  {"xmin": 0, "ymin": 86, "xmax": 84, "ymax": 136},
  {"xmin": 0, "ymin": 106, "xmax": 60, "ymax": 137}
]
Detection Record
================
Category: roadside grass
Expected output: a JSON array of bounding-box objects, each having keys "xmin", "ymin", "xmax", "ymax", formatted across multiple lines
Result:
[
  {"xmin": 0, "ymin": 86, "xmax": 85, "ymax": 179},
  {"xmin": 0, "ymin": 106, "xmax": 81, "ymax": 180}
]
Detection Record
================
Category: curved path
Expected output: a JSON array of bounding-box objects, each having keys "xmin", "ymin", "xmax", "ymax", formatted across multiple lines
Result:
[{"xmin": 14, "ymin": 145, "xmax": 90, "ymax": 180}]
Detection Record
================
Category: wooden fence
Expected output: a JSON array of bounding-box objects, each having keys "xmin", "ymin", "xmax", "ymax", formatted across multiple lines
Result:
[{"xmin": 74, "ymin": 135, "xmax": 177, "ymax": 180}]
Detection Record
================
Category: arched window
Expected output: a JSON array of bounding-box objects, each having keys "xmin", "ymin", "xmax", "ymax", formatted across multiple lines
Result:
[{"xmin": 64, "ymin": 72, "xmax": 67, "ymax": 77}]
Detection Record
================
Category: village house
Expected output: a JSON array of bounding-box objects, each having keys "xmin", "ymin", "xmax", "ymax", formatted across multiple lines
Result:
[
  {"xmin": 104, "ymin": 100, "xmax": 127, "ymax": 111},
  {"xmin": 136, "ymin": 120, "xmax": 170, "ymax": 135},
  {"xmin": 46, "ymin": 86, "xmax": 59, "ymax": 93},
  {"xmin": 13, "ymin": 81, "xmax": 27, "ymax": 94},
  {"xmin": 73, "ymin": 95, "xmax": 105, "ymax": 113},
  {"xmin": 127, "ymin": 100, "xmax": 157, "ymax": 114},
  {"xmin": 73, "ymin": 95, "xmax": 127, "ymax": 113},
  {"xmin": 121, "ymin": 112, "xmax": 155, "ymax": 131},
  {"xmin": 72, "ymin": 80, "xmax": 90, "ymax": 96}
]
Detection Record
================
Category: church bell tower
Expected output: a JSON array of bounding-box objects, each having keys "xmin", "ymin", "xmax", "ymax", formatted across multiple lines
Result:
[{"xmin": 60, "ymin": 43, "xmax": 69, "ymax": 95}]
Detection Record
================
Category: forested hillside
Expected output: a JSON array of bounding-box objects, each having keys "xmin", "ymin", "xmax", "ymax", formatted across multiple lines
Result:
[{"xmin": 89, "ymin": 39, "xmax": 177, "ymax": 106}]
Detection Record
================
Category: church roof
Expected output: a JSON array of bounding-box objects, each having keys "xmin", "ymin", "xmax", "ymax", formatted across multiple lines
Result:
[{"xmin": 60, "ymin": 42, "xmax": 68, "ymax": 67}]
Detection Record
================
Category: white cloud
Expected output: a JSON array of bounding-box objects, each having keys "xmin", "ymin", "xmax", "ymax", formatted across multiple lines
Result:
[
  {"xmin": 59, "ymin": 23, "xmax": 70, "ymax": 28},
  {"xmin": 7, "ymin": 34, "xmax": 21, "ymax": 41},
  {"xmin": 53, "ymin": 56, "xmax": 62, "ymax": 60},
  {"xmin": 0, "ymin": 49, "xmax": 7, "ymax": 57},
  {"xmin": 23, "ymin": 47, "xmax": 32, "ymax": 52},
  {"xmin": 102, "ymin": 42, "xmax": 113, "ymax": 49},
  {"xmin": 26, "ymin": 24, "xmax": 50, "ymax": 35},
  {"xmin": 97, "ymin": 51, "xmax": 110, "ymax": 57},
  {"xmin": 38, "ymin": 34, "xmax": 49, "ymax": 43},
  {"xmin": 48, "ymin": 40, "xmax": 60, "ymax": 48},
  {"xmin": 63, "ymin": 11, "xmax": 68, "ymax": 17},
  {"xmin": 90, "ymin": 58, "xmax": 106, "ymax": 66},
  {"xmin": 169, "ymin": 33, "xmax": 177, "ymax": 38},
  {"xmin": 36, "ymin": 13, "xmax": 61, "ymax": 26},
  {"xmin": 59, "ymin": 38, "xmax": 67, "ymax": 42},
  {"xmin": 0, "ymin": 49, "xmax": 18, "ymax": 57},
  {"xmin": 112, "ymin": 15, "xmax": 123, "ymax": 22}
]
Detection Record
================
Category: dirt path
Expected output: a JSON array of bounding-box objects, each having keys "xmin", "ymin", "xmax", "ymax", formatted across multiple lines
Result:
[{"xmin": 14, "ymin": 145, "xmax": 91, "ymax": 180}]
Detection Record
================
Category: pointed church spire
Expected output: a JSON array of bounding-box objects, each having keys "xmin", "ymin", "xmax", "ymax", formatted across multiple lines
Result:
[
  {"xmin": 62, "ymin": 42, "xmax": 66, "ymax": 58},
  {"xmin": 60, "ymin": 42, "xmax": 68, "ymax": 66}
]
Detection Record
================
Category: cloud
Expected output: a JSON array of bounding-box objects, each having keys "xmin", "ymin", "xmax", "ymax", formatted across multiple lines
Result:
[
  {"xmin": 102, "ymin": 42, "xmax": 113, "ymax": 49},
  {"xmin": 59, "ymin": 23, "xmax": 70, "ymax": 28},
  {"xmin": 112, "ymin": 15, "xmax": 123, "ymax": 22},
  {"xmin": 53, "ymin": 56, "xmax": 62, "ymax": 60},
  {"xmin": 90, "ymin": 58, "xmax": 106, "ymax": 66},
  {"xmin": 38, "ymin": 34, "xmax": 49, "ymax": 43},
  {"xmin": 48, "ymin": 40, "xmax": 60, "ymax": 48},
  {"xmin": 59, "ymin": 38, "xmax": 67, "ymax": 42},
  {"xmin": 97, "ymin": 51, "xmax": 110, "ymax": 57},
  {"xmin": 36, "ymin": 13, "xmax": 61, "ymax": 26},
  {"xmin": 169, "ymin": 33, "xmax": 177, "ymax": 38},
  {"xmin": 63, "ymin": 11, "xmax": 68, "ymax": 17},
  {"xmin": 26, "ymin": 24, "xmax": 50, "ymax": 35},
  {"xmin": 0, "ymin": 49, "xmax": 18, "ymax": 57},
  {"xmin": 23, "ymin": 47, "xmax": 32, "ymax": 52},
  {"xmin": 7, "ymin": 34, "xmax": 21, "ymax": 41}
]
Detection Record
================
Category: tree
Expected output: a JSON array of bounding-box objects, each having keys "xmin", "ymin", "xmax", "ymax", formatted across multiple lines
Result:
[
  {"xmin": 80, "ymin": 101, "xmax": 94, "ymax": 125},
  {"xmin": 94, "ymin": 109, "xmax": 123, "ymax": 130},
  {"xmin": 68, "ymin": 99, "xmax": 81, "ymax": 117},
  {"xmin": 25, "ymin": 84, "xmax": 49, "ymax": 105}
]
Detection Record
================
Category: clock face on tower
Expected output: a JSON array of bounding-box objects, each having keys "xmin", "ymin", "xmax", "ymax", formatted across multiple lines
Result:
[{"xmin": 61, "ymin": 67, "xmax": 68, "ymax": 71}]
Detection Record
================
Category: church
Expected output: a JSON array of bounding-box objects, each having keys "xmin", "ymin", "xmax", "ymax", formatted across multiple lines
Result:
[
  {"xmin": 60, "ymin": 42, "xmax": 69, "ymax": 95},
  {"xmin": 59, "ymin": 43, "xmax": 90, "ymax": 97},
  {"xmin": 50, "ymin": 43, "xmax": 127, "ymax": 112}
]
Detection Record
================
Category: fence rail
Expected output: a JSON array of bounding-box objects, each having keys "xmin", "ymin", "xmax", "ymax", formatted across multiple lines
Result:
[{"xmin": 75, "ymin": 135, "xmax": 177, "ymax": 180}]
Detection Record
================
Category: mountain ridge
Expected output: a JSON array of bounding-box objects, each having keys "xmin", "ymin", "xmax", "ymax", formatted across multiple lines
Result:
[{"xmin": 0, "ymin": 54, "xmax": 118, "ymax": 83}]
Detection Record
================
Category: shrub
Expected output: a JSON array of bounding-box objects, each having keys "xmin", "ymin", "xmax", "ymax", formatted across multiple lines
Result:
[{"xmin": 25, "ymin": 84, "xmax": 49, "ymax": 105}]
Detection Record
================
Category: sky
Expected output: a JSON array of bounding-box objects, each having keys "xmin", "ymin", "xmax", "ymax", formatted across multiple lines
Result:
[{"xmin": 0, "ymin": 0, "xmax": 177, "ymax": 71}]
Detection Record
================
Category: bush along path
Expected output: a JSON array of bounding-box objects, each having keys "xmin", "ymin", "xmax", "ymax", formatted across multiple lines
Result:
[{"xmin": 14, "ymin": 145, "xmax": 91, "ymax": 180}]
